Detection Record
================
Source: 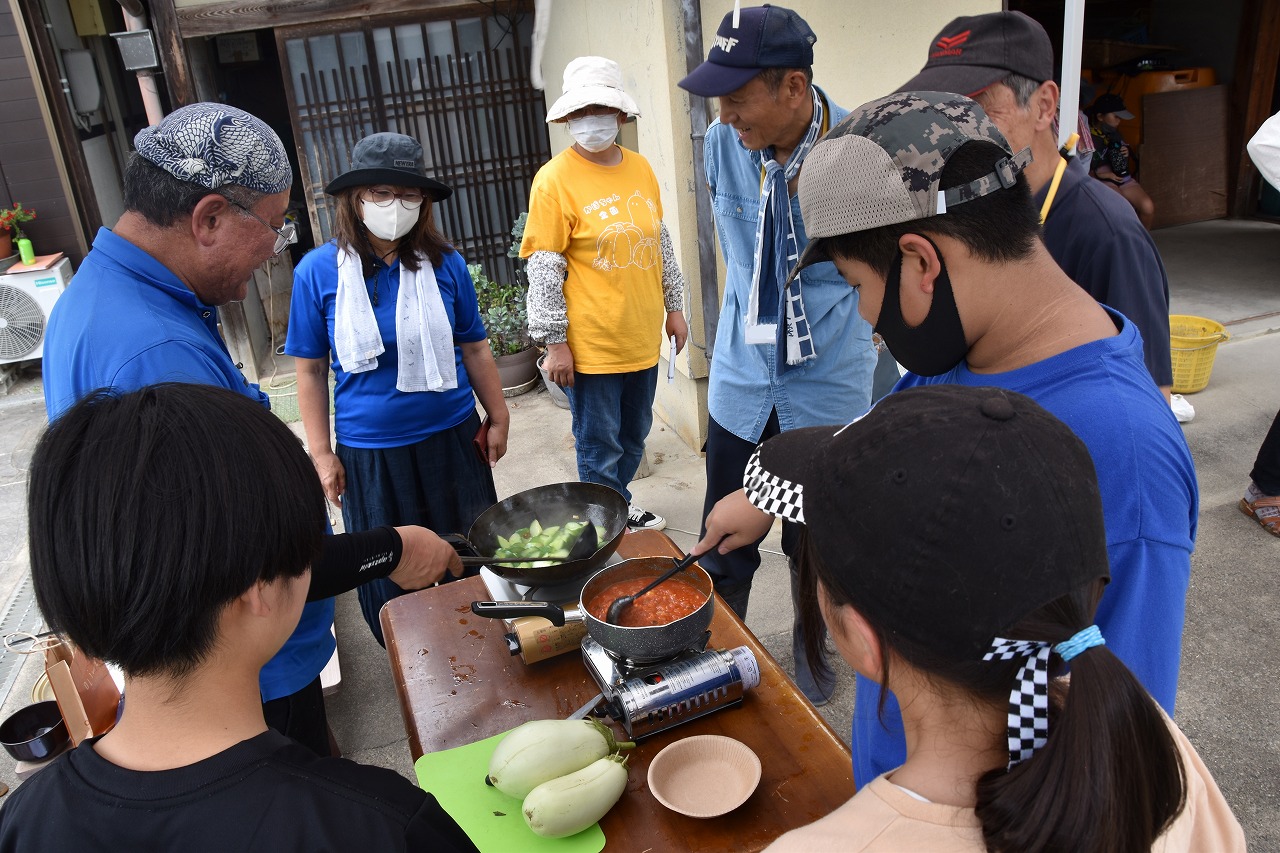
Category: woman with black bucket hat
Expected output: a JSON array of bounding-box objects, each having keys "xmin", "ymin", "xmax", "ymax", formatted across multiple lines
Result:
[
  {"xmin": 286, "ymin": 132, "xmax": 509, "ymax": 646},
  {"xmin": 752, "ymin": 386, "xmax": 1242, "ymax": 852}
]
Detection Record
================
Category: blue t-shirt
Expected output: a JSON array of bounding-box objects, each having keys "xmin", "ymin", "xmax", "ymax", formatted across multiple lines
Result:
[
  {"xmin": 851, "ymin": 310, "xmax": 1197, "ymax": 787},
  {"xmin": 284, "ymin": 243, "xmax": 488, "ymax": 449},
  {"xmin": 43, "ymin": 227, "xmax": 335, "ymax": 704},
  {"xmin": 703, "ymin": 88, "xmax": 876, "ymax": 442},
  {"xmin": 1037, "ymin": 163, "xmax": 1173, "ymax": 387}
]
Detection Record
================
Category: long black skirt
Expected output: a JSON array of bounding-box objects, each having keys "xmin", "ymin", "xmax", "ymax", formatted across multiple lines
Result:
[{"xmin": 337, "ymin": 409, "xmax": 496, "ymax": 646}]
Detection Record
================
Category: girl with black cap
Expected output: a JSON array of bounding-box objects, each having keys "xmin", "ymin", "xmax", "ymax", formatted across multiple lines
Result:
[
  {"xmin": 746, "ymin": 385, "xmax": 1242, "ymax": 852},
  {"xmin": 286, "ymin": 132, "xmax": 509, "ymax": 646}
]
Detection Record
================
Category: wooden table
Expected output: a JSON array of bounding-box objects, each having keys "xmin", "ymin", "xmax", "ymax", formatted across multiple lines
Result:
[{"xmin": 382, "ymin": 530, "xmax": 854, "ymax": 852}]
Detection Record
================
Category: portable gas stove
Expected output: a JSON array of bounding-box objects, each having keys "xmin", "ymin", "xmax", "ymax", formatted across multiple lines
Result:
[{"xmin": 581, "ymin": 635, "xmax": 761, "ymax": 739}]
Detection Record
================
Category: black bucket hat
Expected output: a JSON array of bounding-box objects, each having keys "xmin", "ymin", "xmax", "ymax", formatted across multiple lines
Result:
[{"xmin": 324, "ymin": 132, "xmax": 453, "ymax": 200}]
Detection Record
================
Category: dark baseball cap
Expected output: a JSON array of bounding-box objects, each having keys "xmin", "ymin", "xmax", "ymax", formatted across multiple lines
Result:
[
  {"xmin": 1091, "ymin": 93, "xmax": 1135, "ymax": 120},
  {"xmin": 901, "ymin": 11, "xmax": 1054, "ymax": 97},
  {"xmin": 788, "ymin": 91, "xmax": 1029, "ymax": 280},
  {"xmin": 743, "ymin": 385, "xmax": 1110, "ymax": 660},
  {"xmin": 678, "ymin": 4, "xmax": 816, "ymax": 97},
  {"xmin": 325, "ymin": 132, "xmax": 453, "ymax": 200}
]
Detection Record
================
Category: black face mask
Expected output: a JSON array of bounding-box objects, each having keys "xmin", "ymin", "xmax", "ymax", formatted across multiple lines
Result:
[{"xmin": 874, "ymin": 237, "xmax": 968, "ymax": 377}]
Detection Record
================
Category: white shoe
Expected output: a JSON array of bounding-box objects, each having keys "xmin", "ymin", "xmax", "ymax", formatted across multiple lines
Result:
[
  {"xmin": 1171, "ymin": 394, "xmax": 1195, "ymax": 424},
  {"xmin": 627, "ymin": 504, "xmax": 666, "ymax": 531}
]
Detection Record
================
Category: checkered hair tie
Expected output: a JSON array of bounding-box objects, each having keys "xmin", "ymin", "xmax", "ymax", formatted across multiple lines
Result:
[{"xmin": 983, "ymin": 626, "xmax": 1106, "ymax": 769}]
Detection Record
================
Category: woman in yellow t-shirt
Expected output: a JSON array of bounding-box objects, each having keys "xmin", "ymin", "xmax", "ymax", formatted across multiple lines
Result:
[{"xmin": 520, "ymin": 56, "xmax": 688, "ymax": 531}]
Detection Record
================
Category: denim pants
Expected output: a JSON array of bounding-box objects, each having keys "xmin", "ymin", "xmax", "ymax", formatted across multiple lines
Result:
[
  {"xmin": 563, "ymin": 367, "xmax": 658, "ymax": 503},
  {"xmin": 699, "ymin": 412, "xmax": 833, "ymax": 703}
]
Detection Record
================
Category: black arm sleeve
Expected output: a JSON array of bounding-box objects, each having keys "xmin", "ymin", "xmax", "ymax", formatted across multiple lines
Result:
[{"xmin": 307, "ymin": 526, "xmax": 403, "ymax": 602}]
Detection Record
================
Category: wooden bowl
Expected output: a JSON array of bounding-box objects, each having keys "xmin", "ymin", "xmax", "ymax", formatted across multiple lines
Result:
[{"xmin": 647, "ymin": 735, "xmax": 761, "ymax": 818}]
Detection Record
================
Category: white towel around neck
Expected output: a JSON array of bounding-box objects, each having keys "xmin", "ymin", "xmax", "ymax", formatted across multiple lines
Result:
[{"xmin": 333, "ymin": 246, "xmax": 457, "ymax": 393}]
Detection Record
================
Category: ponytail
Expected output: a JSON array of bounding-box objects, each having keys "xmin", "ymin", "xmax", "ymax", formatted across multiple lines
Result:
[{"xmin": 974, "ymin": 634, "xmax": 1186, "ymax": 852}]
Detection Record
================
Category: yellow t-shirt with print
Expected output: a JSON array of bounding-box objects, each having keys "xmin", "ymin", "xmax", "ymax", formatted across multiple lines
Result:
[{"xmin": 520, "ymin": 146, "xmax": 665, "ymax": 374}]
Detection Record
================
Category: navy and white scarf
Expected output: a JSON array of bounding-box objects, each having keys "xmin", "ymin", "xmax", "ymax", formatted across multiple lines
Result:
[{"xmin": 745, "ymin": 87, "xmax": 824, "ymax": 372}]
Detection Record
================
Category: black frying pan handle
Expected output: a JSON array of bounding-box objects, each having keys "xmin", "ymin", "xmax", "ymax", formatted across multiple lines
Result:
[
  {"xmin": 440, "ymin": 533, "xmax": 479, "ymax": 557},
  {"xmin": 470, "ymin": 601, "xmax": 569, "ymax": 627}
]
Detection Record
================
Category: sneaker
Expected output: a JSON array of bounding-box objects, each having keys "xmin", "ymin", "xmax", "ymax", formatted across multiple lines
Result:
[
  {"xmin": 627, "ymin": 504, "xmax": 666, "ymax": 531},
  {"xmin": 1171, "ymin": 393, "xmax": 1195, "ymax": 424}
]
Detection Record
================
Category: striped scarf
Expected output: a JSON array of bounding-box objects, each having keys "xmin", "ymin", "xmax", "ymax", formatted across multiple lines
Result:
[{"xmin": 745, "ymin": 87, "xmax": 823, "ymax": 373}]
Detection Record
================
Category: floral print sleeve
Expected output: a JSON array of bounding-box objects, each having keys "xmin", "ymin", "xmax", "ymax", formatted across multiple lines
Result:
[{"xmin": 525, "ymin": 249, "xmax": 569, "ymax": 345}]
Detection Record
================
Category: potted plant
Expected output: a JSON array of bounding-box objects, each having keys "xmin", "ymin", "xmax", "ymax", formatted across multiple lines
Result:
[
  {"xmin": 471, "ymin": 237, "xmax": 537, "ymax": 393},
  {"xmin": 0, "ymin": 203, "xmax": 36, "ymax": 264}
]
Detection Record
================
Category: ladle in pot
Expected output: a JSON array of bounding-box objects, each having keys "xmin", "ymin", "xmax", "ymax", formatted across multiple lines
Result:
[{"xmin": 605, "ymin": 550, "xmax": 700, "ymax": 625}]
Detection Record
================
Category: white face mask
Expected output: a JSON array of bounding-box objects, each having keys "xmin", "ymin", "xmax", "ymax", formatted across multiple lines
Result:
[
  {"xmin": 361, "ymin": 200, "xmax": 420, "ymax": 241},
  {"xmin": 567, "ymin": 114, "xmax": 620, "ymax": 153}
]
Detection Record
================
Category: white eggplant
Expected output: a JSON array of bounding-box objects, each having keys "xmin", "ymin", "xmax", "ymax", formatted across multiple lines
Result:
[
  {"xmin": 522, "ymin": 754, "xmax": 629, "ymax": 838},
  {"xmin": 486, "ymin": 718, "xmax": 633, "ymax": 799}
]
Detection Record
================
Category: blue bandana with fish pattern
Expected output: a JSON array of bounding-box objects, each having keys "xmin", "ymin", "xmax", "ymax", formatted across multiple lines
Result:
[{"xmin": 133, "ymin": 103, "xmax": 290, "ymax": 194}]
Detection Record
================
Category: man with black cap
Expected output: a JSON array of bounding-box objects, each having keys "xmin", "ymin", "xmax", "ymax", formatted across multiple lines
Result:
[
  {"xmin": 42, "ymin": 103, "xmax": 462, "ymax": 756},
  {"xmin": 677, "ymin": 4, "xmax": 876, "ymax": 705},
  {"xmin": 693, "ymin": 91, "xmax": 1197, "ymax": 788},
  {"xmin": 901, "ymin": 11, "xmax": 1174, "ymax": 402}
]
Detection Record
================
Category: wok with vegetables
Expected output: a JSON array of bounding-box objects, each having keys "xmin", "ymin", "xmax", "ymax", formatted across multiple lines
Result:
[{"xmin": 463, "ymin": 482, "xmax": 629, "ymax": 586}]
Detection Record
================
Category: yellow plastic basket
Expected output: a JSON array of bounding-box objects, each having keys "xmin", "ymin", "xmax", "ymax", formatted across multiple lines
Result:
[{"xmin": 1169, "ymin": 314, "xmax": 1229, "ymax": 394}]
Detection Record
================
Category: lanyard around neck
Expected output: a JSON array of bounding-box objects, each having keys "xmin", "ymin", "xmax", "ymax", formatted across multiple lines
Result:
[{"xmin": 1039, "ymin": 132, "xmax": 1079, "ymax": 224}]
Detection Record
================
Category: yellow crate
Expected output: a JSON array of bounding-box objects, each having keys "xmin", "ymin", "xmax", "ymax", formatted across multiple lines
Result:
[{"xmin": 1169, "ymin": 314, "xmax": 1229, "ymax": 394}]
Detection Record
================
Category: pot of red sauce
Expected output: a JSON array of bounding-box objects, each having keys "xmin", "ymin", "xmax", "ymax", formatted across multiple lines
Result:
[{"xmin": 470, "ymin": 557, "xmax": 715, "ymax": 663}]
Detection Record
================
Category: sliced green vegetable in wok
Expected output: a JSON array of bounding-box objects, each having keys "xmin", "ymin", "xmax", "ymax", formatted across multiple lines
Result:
[{"xmin": 491, "ymin": 519, "xmax": 608, "ymax": 567}]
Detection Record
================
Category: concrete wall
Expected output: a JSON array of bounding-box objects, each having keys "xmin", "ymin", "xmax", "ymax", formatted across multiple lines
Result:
[{"xmin": 536, "ymin": 0, "xmax": 998, "ymax": 451}]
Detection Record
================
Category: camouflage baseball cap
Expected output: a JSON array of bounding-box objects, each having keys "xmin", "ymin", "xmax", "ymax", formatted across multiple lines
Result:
[{"xmin": 790, "ymin": 91, "xmax": 1031, "ymax": 278}]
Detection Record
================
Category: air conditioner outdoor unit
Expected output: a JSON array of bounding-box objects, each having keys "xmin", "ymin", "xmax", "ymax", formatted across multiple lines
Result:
[{"xmin": 0, "ymin": 258, "xmax": 72, "ymax": 364}]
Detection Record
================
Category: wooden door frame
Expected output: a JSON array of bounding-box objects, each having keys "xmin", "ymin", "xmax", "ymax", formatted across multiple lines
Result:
[
  {"xmin": 1230, "ymin": 0, "xmax": 1280, "ymax": 217},
  {"xmin": 12, "ymin": 0, "xmax": 100, "ymax": 251}
]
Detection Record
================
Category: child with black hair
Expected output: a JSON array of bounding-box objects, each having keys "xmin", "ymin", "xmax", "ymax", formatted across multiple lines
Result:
[
  {"xmin": 0, "ymin": 383, "xmax": 478, "ymax": 852},
  {"xmin": 746, "ymin": 385, "xmax": 1242, "ymax": 852},
  {"xmin": 1089, "ymin": 93, "xmax": 1156, "ymax": 229}
]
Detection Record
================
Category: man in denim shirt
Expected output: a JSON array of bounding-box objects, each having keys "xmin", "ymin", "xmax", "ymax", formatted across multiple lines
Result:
[{"xmin": 679, "ymin": 5, "xmax": 875, "ymax": 704}]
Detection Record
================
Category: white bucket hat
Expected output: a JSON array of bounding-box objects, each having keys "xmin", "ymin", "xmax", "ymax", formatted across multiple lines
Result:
[{"xmin": 545, "ymin": 56, "xmax": 641, "ymax": 123}]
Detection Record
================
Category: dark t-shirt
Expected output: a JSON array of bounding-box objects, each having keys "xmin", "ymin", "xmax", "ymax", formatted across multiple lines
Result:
[
  {"xmin": 1035, "ymin": 162, "xmax": 1173, "ymax": 387},
  {"xmin": 0, "ymin": 731, "xmax": 478, "ymax": 852}
]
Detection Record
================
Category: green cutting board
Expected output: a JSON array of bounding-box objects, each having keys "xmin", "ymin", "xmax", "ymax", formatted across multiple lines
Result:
[{"xmin": 415, "ymin": 732, "xmax": 606, "ymax": 853}]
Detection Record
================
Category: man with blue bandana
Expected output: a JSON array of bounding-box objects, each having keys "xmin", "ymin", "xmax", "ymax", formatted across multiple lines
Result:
[{"xmin": 42, "ymin": 103, "xmax": 462, "ymax": 755}]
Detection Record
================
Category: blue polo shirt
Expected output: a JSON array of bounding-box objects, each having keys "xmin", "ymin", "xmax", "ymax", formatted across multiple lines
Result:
[
  {"xmin": 703, "ymin": 87, "xmax": 876, "ymax": 441},
  {"xmin": 284, "ymin": 242, "xmax": 487, "ymax": 449},
  {"xmin": 43, "ymin": 227, "xmax": 335, "ymax": 704},
  {"xmin": 851, "ymin": 309, "xmax": 1197, "ymax": 787}
]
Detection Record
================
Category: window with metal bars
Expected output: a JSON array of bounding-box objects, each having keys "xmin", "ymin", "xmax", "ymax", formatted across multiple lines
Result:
[{"xmin": 278, "ymin": 9, "xmax": 549, "ymax": 287}]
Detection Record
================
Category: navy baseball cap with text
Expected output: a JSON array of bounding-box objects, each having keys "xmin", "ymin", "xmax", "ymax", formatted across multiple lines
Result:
[{"xmin": 678, "ymin": 4, "xmax": 816, "ymax": 97}]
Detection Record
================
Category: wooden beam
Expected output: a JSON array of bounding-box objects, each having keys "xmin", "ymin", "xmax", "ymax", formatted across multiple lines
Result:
[
  {"xmin": 177, "ymin": 0, "xmax": 467, "ymax": 38},
  {"xmin": 149, "ymin": 0, "xmax": 196, "ymax": 106},
  {"xmin": 1229, "ymin": 0, "xmax": 1280, "ymax": 218},
  {"xmin": 14, "ymin": 0, "xmax": 99, "ymax": 249}
]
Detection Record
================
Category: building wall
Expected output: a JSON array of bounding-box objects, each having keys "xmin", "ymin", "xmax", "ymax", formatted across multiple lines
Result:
[
  {"xmin": 536, "ymin": 0, "xmax": 998, "ymax": 451},
  {"xmin": 0, "ymin": 1, "xmax": 83, "ymax": 266}
]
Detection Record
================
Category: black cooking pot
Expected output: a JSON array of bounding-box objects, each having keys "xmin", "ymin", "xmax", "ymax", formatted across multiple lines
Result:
[
  {"xmin": 471, "ymin": 557, "xmax": 715, "ymax": 663},
  {"xmin": 460, "ymin": 482, "xmax": 629, "ymax": 587},
  {"xmin": 0, "ymin": 700, "xmax": 69, "ymax": 762}
]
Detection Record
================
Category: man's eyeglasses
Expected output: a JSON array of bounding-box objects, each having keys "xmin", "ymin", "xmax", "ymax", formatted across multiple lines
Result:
[
  {"xmin": 362, "ymin": 187, "xmax": 426, "ymax": 210},
  {"xmin": 231, "ymin": 202, "xmax": 298, "ymax": 256}
]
